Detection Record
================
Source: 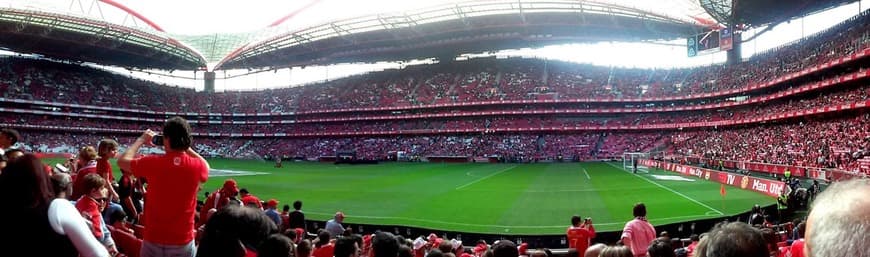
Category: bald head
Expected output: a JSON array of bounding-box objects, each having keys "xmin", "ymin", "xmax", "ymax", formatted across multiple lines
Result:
[
  {"xmin": 584, "ymin": 243, "xmax": 606, "ymax": 257},
  {"xmin": 806, "ymin": 179, "xmax": 870, "ymax": 257}
]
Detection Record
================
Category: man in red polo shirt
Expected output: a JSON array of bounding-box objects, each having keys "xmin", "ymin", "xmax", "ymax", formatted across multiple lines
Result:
[
  {"xmin": 566, "ymin": 215, "xmax": 596, "ymax": 255},
  {"xmin": 119, "ymin": 117, "xmax": 209, "ymax": 257}
]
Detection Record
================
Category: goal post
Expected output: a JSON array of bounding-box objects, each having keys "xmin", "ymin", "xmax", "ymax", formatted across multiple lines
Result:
[{"xmin": 622, "ymin": 152, "xmax": 651, "ymax": 173}]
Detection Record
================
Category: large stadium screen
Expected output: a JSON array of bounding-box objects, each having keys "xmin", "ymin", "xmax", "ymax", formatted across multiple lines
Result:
[{"xmin": 687, "ymin": 30, "xmax": 721, "ymax": 57}]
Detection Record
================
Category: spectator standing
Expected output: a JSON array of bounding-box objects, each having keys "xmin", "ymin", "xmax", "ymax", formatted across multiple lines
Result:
[
  {"xmin": 567, "ymin": 215, "xmax": 596, "ymax": 254},
  {"xmin": 289, "ymin": 200, "xmax": 306, "ymax": 231},
  {"xmin": 200, "ymin": 179, "xmax": 239, "ymax": 224},
  {"xmin": 72, "ymin": 146, "xmax": 99, "ymax": 200},
  {"xmin": 96, "ymin": 139, "xmax": 124, "ymax": 224},
  {"xmin": 265, "ymin": 199, "xmax": 282, "ymax": 227},
  {"xmin": 805, "ymin": 179, "xmax": 870, "ymax": 257},
  {"xmin": 621, "ymin": 203, "xmax": 656, "ymax": 257},
  {"xmin": 0, "ymin": 154, "xmax": 109, "ymax": 257},
  {"xmin": 118, "ymin": 117, "xmax": 209, "ymax": 257},
  {"xmin": 326, "ymin": 212, "xmax": 346, "ymax": 238},
  {"xmin": 280, "ymin": 204, "xmax": 292, "ymax": 232}
]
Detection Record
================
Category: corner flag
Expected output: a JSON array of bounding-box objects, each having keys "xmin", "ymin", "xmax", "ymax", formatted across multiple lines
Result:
[{"xmin": 720, "ymin": 184, "xmax": 727, "ymax": 197}]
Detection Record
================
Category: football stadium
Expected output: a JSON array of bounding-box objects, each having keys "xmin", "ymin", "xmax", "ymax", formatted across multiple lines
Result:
[{"xmin": 1, "ymin": 0, "xmax": 869, "ymax": 257}]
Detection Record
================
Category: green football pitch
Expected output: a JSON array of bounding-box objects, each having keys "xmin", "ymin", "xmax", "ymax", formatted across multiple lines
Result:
[{"xmin": 54, "ymin": 158, "xmax": 776, "ymax": 235}]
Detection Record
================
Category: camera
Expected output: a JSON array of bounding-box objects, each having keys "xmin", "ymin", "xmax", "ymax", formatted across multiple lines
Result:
[{"xmin": 152, "ymin": 135, "xmax": 164, "ymax": 146}]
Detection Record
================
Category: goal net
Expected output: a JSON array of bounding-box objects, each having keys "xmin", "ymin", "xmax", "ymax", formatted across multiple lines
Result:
[{"xmin": 622, "ymin": 152, "xmax": 651, "ymax": 173}]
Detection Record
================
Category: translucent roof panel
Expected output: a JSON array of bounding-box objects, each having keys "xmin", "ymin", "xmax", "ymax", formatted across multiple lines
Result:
[{"xmin": 0, "ymin": 0, "xmax": 717, "ymax": 68}]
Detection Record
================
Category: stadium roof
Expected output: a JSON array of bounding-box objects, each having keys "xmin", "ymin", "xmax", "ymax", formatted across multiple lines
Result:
[{"xmin": 0, "ymin": 0, "xmax": 857, "ymax": 70}]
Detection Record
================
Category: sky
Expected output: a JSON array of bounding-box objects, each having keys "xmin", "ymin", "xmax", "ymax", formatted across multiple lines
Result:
[{"xmin": 1, "ymin": 0, "xmax": 867, "ymax": 91}]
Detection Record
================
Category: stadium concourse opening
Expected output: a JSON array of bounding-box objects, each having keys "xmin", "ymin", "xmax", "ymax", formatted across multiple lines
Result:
[{"xmin": 1, "ymin": 1, "xmax": 869, "ymax": 257}]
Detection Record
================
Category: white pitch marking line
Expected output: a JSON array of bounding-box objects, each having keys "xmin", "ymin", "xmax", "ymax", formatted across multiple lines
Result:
[
  {"xmin": 581, "ymin": 166, "xmax": 591, "ymax": 180},
  {"xmin": 305, "ymin": 211, "xmax": 718, "ymax": 228},
  {"xmin": 455, "ymin": 165, "xmax": 518, "ymax": 190},
  {"xmin": 606, "ymin": 162, "xmax": 725, "ymax": 215}
]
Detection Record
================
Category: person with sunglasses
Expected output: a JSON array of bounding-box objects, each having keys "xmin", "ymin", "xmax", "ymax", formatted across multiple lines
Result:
[{"xmin": 76, "ymin": 173, "xmax": 118, "ymax": 256}]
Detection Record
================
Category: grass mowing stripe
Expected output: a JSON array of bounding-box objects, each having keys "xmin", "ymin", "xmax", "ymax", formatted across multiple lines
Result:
[
  {"xmin": 455, "ymin": 165, "xmax": 518, "ymax": 190},
  {"xmin": 605, "ymin": 162, "xmax": 724, "ymax": 215}
]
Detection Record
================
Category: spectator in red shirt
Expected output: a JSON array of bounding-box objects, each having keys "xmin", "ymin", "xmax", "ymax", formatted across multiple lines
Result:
[
  {"xmin": 200, "ymin": 179, "xmax": 239, "ymax": 225},
  {"xmin": 75, "ymin": 173, "xmax": 118, "ymax": 255},
  {"xmin": 97, "ymin": 139, "xmax": 119, "ymax": 200},
  {"xmin": 312, "ymin": 230, "xmax": 335, "ymax": 257},
  {"xmin": 97, "ymin": 139, "xmax": 124, "ymax": 224},
  {"xmin": 72, "ymin": 146, "xmax": 99, "ymax": 200},
  {"xmin": 567, "ymin": 215, "xmax": 596, "ymax": 255},
  {"xmin": 240, "ymin": 188, "xmax": 263, "ymax": 209},
  {"xmin": 118, "ymin": 117, "xmax": 209, "ymax": 257},
  {"xmin": 280, "ymin": 204, "xmax": 291, "ymax": 232}
]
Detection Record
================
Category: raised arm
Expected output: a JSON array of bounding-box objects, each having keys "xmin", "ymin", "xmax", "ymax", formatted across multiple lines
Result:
[{"xmin": 118, "ymin": 129, "xmax": 155, "ymax": 175}]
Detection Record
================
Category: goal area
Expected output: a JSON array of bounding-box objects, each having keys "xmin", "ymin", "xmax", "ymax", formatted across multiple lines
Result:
[{"xmin": 621, "ymin": 152, "xmax": 661, "ymax": 173}]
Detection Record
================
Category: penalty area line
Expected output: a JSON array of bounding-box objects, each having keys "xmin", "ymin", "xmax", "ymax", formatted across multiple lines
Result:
[
  {"xmin": 605, "ymin": 162, "xmax": 724, "ymax": 215},
  {"xmin": 455, "ymin": 165, "xmax": 518, "ymax": 190}
]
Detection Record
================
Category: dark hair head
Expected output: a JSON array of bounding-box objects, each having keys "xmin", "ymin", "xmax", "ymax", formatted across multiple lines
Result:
[
  {"xmin": 796, "ymin": 222, "xmax": 806, "ymax": 239},
  {"xmin": 571, "ymin": 215, "xmax": 582, "ymax": 226},
  {"xmin": 0, "ymin": 154, "xmax": 53, "ymax": 210},
  {"xmin": 599, "ymin": 245, "xmax": 633, "ymax": 257},
  {"xmin": 428, "ymin": 249, "xmax": 445, "ymax": 257},
  {"xmin": 82, "ymin": 173, "xmax": 106, "ymax": 193},
  {"xmin": 334, "ymin": 236, "xmax": 360, "ymax": 257},
  {"xmin": 690, "ymin": 234, "xmax": 700, "ymax": 242},
  {"xmin": 97, "ymin": 139, "xmax": 119, "ymax": 157},
  {"xmin": 438, "ymin": 240, "xmax": 454, "ymax": 254},
  {"xmin": 397, "ymin": 245, "xmax": 413, "ymax": 257},
  {"xmin": 372, "ymin": 231, "xmax": 399, "ymax": 257},
  {"xmin": 633, "ymin": 203, "xmax": 647, "ymax": 217},
  {"xmin": 697, "ymin": 222, "xmax": 767, "ymax": 257},
  {"xmin": 492, "ymin": 240, "xmax": 518, "ymax": 257},
  {"xmin": 316, "ymin": 230, "xmax": 331, "ymax": 247},
  {"xmin": 648, "ymin": 237, "xmax": 676, "ymax": 257},
  {"xmin": 197, "ymin": 205, "xmax": 279, "ymax": 257},
  {"xmin": 163, "ymin": 116, "xmax": 193, "ymax": 151},
  {"xmin": 283, "ymin": 229, "xmax": 298, "ymax": 242},
  {"xmin": 283, "ymin": 204, "xmax": 291, "ymax": 212},
  {"xmin": 110, "ymin": 209, "xmax": 128, "ymax": 224},
  {"xmin": 0, "ymin": 128, "xmax": 20, "ymax": 146},
  {"xmin": 240, "ymin": 188, "xmax": 250, "ymax": 195},
  {"xmin": 296, "ymin": 239, "xmax": 313, "ymax": 257},
  {"xmin": 294, "ymin": 200, "xmax": 303, "ymax": 210},
  {"xmin": 259, "ymin": 234, "xmax": 296, "ymax": 257}
]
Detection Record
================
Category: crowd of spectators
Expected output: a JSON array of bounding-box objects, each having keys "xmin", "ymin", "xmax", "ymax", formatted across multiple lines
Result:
[
  {"xmin": 672, "ymin": 114, "xmax": 870, "ymax": 172},
  {"xmin": 2, "ymin": 10, "xmax": 867, "ymax": 114}
]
